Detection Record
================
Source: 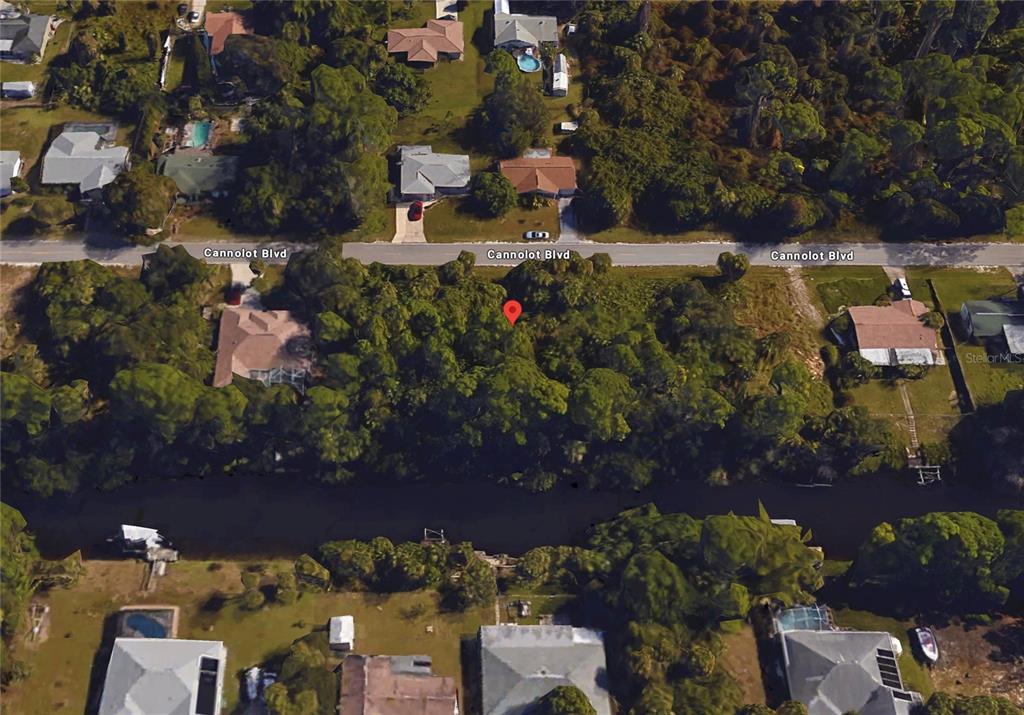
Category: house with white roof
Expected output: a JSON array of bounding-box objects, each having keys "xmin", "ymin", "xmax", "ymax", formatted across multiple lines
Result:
[
  {"xmin": 41, "ymin": 124, "xmax": 129, "ymax": 196},
  {"xmin": 98, "ymin": 638, "xmax": 227, "ymax": 715},
  {"xmin": 396, "ymin": 145, "xmax": 471, "ymax": 201}
]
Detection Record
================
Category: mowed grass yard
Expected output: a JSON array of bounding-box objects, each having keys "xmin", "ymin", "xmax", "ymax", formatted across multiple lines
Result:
[
  {"xmin": 425, "ymin": 196, "xmax": 558, "ymax": 242},
  {"xmin": 4, "ymin": 560, "xmax": 493, "ymax": 715},
  {"xmin": 801, "ymin": 266, "xmax": 892, "ymax": 317},
  {"xmin": 906, "ymin": 267, "xmax": 1024, "ymax": 407}
]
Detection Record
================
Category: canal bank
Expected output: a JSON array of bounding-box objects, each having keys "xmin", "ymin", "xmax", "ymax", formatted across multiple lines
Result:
[{"xmin": 6, "ymin": 476, "xmax": 1018, "ymax": 562}]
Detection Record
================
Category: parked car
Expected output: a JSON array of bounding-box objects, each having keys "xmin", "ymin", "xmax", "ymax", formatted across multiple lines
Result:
[
  {"xmin": 524, "ymin": 231, "xmax": 550, "ymax": 240},
  {"xmin": 912, "ymin": 627, "xmax": 940, "ymax": 664},
  {"xmin": 894, "ymin": 277, "xmax": 912, "ymax": 299},
  {"xmin": 188, "ymin": 10, "xmax": 201, "ymax": 22},
  {"xmin": 408, "ymin": 201, "xmax": 424, "ymax": 221}
]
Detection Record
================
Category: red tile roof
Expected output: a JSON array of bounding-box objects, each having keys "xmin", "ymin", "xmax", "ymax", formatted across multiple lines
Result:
[
  {"xmin": 204, "ymin": 12, "xmax": 251, "ymax": 55},
  {"xmin": 499, "ymin": 156, "xmax": 577, "ymax": 194},
  {"xmin": 387, "ymin": 19, "xmax": 464, "ymax": 64}
]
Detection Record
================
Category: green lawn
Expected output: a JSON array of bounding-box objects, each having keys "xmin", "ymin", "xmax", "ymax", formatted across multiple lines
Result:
[
  {"xmin": 425, "ymin": 197, "xmax": 558, "ymax": 242},
  {"xmin": 0, "ymin": 18, "xmax": 74, "ymax": 85},
  {"xmin": 4, "ymin": 559, "xmax": 493, "ymax": 715},
  {"xmin": 801, "ymin": 266, "xmax": 891, "ymax": 316},
  {"xmin": 845, "ymin": 368, "xmax": 961, "ymax": 447},
  {"xmin": 905, "ymin": 267, "xmax": 1023, "ymax": 407},
  {"xmin": 831, "ymin": 608, "xmax": 934, "ymax": 699},
  {"xmin": 584, "ymin": 225, "xmax": 735, "ymax": 244}
]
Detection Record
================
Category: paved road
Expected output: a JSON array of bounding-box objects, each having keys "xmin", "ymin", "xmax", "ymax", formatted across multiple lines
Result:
[{"xmin": 1, "ymin": 238, "xmax": 1021, "ymax": 267}]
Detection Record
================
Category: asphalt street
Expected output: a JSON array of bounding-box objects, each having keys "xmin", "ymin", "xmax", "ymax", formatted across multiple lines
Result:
[{"xmin": 0, "ymin": 238, "xmax": 1021, "ymax": 267}]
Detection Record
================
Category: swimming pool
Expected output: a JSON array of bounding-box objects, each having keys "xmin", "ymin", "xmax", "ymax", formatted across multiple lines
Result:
[
  {"xmin": 186, "ymin": 120, "xmax": 212, "ymax": 148},
  {"xmin": 517, "ymin": 54, "xmax": 541, "ymax": 72},
  {"xmin": 125, "ymin": 612, "xmax": 169, "ymax": 638}
]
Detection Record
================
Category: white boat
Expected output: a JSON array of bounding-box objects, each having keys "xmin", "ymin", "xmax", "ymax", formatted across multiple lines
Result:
[
  {"xmin": 913, "ymin": 627, "xmax": 939, "ymax": 663},
  {"xmin": 244, "ymin": 667, "xmax": 260, "ymax": 701}
]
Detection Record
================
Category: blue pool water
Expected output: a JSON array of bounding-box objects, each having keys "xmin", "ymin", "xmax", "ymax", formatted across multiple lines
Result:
[
  {"xmin": 188, "ymin": 121, "xmax": 212, "ymax": 147},
  {"xmin": 126, "ymin": 613, "xmax": 168, "ymax": 638},
  {"xmin": 517, "ymin": 54, "xmax": 541, "ymax": 72}
]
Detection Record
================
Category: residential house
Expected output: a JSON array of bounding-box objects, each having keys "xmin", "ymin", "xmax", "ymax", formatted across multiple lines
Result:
[
  {"xmin": 479, "ymin": 625, "xmax": 611, "ymax": 715},
  {"xmin": 960, "ymin": 296, "xmax": 1024, "ymax": 342},
  {"xmin": 338, "ymin": 654, "xmax": 459, "ymax": 715},
  {"xmin": 204, "ymin": 11, "xmax": 251, "ymax": 55},
  {"xmin": 846, "ymin": 299, "xmax": 939, "ymax": 367},
  {"xmin": 492, "ymin": 0, "xmax": 557, "ymax": 50},
  {"xmin": 213, "ymin": 308, "xmax": 313, "ymax": 390},
  {"xmin": 329, "ymin": 615, "xmax": 355, "ymax": 653},
  {"xmin": 499, "ymin": 156, "xmax": 577, "ymax": 197},
  {"xmin": 776, "ymin": 606, "xmax": 921, "ymax": 715},
  {"xmin": 98, "ymin": 638, "xmax": 227, "ymax": 715},
  {"xmin": 396, "ymin": 145, "xmax": 471, "ymax": 201},
  {"xmin": 158, "ymin": 153, "xmax": 239, "ymax": 201},
  {"xmin": 551, "ymin": 53, "xmax": 568, "ymax": 96},
  {"xmin": 41, "ymin": 124, "xmax": 129, "ymax": 196},
  {"xmin": 387, "ymin": 19, "xmax": 464, "ymax": 66},
  {"xmin": 0, "ymin": 150, "xmax": 22, "ymax": 197},
  {"xmin": 1, "ymin": 80, "xmax": 35, "ymax": 98},
  {"xmin": 0, "ymin": 11, "xmax": 52, "ymax": 62}
]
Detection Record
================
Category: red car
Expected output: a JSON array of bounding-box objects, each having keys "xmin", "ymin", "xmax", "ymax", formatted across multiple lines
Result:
[{"xmin": 408, "ymin": 201, "xmax": 424, "ymax": 221}]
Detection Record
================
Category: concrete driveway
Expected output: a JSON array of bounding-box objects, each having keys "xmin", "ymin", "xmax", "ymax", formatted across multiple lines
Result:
[
  {"xmin": 392, "ymin": 203, "xmax": 426, "ymax": 243},
  {"xmin": 557, "ymin": 198, "xmax": 582, "ymax": 243},
  {"xmin": 436, "ymin": 0, "xmax": 458, "ymax": 18}
]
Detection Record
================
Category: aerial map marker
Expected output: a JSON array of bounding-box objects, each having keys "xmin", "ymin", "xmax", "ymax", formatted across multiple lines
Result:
[{"xmin": 503, "ymin": 300, "xmax": 522, "ymax": 326}]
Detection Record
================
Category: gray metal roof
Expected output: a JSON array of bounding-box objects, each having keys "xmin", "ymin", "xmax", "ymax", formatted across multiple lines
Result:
[
  {"xmin": 1004, "ymin": 324, "xmax": 1024, "ymax": 355},
  {"xmin": 0, "ymin": 13, "xmax": 49, "ymax": 58},
  {"xmin": 479, "ymin": 625, "xmax": 611, "ymax": 715},
  {"xmin": 99, "ymin": 638, "xmax": 226, "ymax": 715},
  {"xmin": 398, "ymin": 145, "xmax": 470, "ymax": 196},
  {"xmin": 41, "ymin": 130, "xmax": 128, "ymax": 192},
  {"xmin": 494, "ymin": 12, "xmax": 557, "ymax": 47},
  {"xmin": 782, "ymin": 630, "xmax": 919, "ymax": 715}
]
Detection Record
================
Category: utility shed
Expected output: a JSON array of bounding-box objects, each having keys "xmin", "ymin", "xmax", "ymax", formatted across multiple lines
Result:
[
  {"xmin": 329, "ymin": 615, "xmax": 355, "ymax": 652},
  {"xmin": 551, "ymin": 53, "xmax": 568, "ymax": 96}
]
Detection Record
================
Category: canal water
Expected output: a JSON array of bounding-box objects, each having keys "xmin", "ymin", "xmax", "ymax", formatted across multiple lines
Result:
[{"xmin": 7, "ymin": 475, "xmax": 1018, "ymax": 561}]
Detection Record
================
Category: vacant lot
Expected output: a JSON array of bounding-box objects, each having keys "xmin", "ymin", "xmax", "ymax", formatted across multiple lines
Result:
[
  {"xmin": 721, "ymin": 624, "xmax": 768, "ymax": 706},
  {"xmin": 930, "ymin": 617, "xmax": 1024, "ymax": 706},
  {"xmin": 4, "ymin": 559, "xmax": 493, "ymax": 715}
]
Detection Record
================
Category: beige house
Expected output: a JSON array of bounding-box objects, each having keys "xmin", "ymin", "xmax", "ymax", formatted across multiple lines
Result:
[
  {"xmin": 387, "ymin": 19, "xmax": 464, "ymax": 65},
  {"xmin": 213, "ymin": 308, "xmax": 312, "ymax": 390}
]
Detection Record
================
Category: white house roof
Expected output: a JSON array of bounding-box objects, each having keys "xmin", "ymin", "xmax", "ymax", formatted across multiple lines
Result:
[
  {"xmin": 553, "ymin": 53, "xmax": 568, "ymax": 91},
  {"xmin": 398, "ymin": 145, "xmax": 470, "ymax": 196},
  {"xmin": 2, "ymin": 80, "xmax": 35, "ymax": 93},
  {"xmin": 0, "ymin": 150, "xmax": 21, "ymax": 196},
  {"xmin": 41, "ymin": 130, "xmax": 128, "ymax": 192},
  {"xmin": 493, "ymin": 9, "xmax": 557, "ymax": 47},
  {"xmin": 329, "ymin": 615, "xmax": 355, "ymax": 646},
  {"xmin": 99, "ymin": 638, "xmax": 226, "ymax": 715},
  {"xmin": 858, "ymin": 348, "xmax": 936, "ymax": 367}
]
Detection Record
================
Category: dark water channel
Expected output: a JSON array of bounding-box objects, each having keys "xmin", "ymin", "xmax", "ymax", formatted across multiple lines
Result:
[{"xmin": 7, "ymin": 474, "xmax": 1019, "ymax": 562}]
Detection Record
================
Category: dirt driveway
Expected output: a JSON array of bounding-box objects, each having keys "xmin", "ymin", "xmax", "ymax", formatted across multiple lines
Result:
[{"xmin": 930, "ymin": 616, "xmax": 1024, "ymax": 705}]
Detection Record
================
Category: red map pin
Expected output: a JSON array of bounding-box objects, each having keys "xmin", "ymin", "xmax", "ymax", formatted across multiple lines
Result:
[{"xmin": 503, "ymin": 300, "xmax": 522, "ymax": 326}]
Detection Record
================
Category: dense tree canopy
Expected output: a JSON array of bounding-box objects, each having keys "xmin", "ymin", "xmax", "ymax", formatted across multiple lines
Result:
[{"xmin": 568, "ymin": 1, "xmax": 1024, "ymax": 239}]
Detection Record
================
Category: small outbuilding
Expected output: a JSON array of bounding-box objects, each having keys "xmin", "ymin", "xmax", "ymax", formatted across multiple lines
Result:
[
  {"xmin": 1, "ymin": 80, "xmax": 36, "ymax": 98},
  {"xmin": 329, "ymin": 615, "xmax": 355, "ymax": 653},
  {"xmin": 0, "ymin": 150, "xmax": 23, "ymax": 197},
  {"xmin": 551, "ymin": 53, "xmax": 568, "ymax": 96}
]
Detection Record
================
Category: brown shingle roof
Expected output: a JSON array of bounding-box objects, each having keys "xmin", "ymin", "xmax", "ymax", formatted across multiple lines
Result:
[
  {"xmin": 848, "ymin": 299, "xmax": 936, "ymax": 350},
  {"xmin": 387, "ymin": 19, "xmax": 464, "ymax": 64},
  {"xmin": 204, "ymin": 12, "xmax": 252, "ymax": 55},
  {"xmin": 213, "ymin": 308, "xmax": 312, "ymax": 387},
  {"xmin": 499, "ymin": 156, "xmax": 577, "ymax": 194},
  {"xmin": 338, "ymin": 656, "xmax": 458, "ymax": 715}
]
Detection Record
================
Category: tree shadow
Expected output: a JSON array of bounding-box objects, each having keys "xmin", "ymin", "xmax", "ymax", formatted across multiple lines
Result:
[{"xmin": 984, "ymin": 620, "xmax": 1024, "ymax": 664}]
